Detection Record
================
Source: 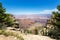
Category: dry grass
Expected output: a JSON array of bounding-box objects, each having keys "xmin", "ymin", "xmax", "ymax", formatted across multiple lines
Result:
[{"xmin": 0, "ymin": 30, "xmax": 24, "ymax": 40}]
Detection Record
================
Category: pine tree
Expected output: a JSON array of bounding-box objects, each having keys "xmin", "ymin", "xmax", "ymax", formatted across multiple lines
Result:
[
  {"xmin": 0, "ymin": 2, "xmax": 14, "ymax": 29},
  {"xmin": 46, "ymin": 5, "xmax": 60, "ymax": 39}
]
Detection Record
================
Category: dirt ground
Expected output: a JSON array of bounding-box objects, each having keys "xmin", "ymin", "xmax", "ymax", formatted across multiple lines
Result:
[
  {"xmin": 22, "ymin": 34, "xmax": 55, "ymax": 40},
  {"xmin": 0, "ymin": 35, "xmax": 18, "ymax": 40}
]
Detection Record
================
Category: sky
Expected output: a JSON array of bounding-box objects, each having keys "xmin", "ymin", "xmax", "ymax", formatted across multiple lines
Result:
[{"xmin": 0, "ymin": 0, "xmax": 60, "ymax": 15}]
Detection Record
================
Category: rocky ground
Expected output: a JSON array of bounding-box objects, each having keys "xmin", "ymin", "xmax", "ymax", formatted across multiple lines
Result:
[
  {"xmin": 0, "ymin": 34, "xmax": 55, "ymax": 40},
  {"xmin": 0, "ymin": 27, "xmax": 56, "ymax": 40}
]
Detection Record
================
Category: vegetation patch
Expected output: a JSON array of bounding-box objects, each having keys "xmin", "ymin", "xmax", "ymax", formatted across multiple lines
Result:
[{"xmin": 0, "ymin": 30, "xmax": 24, "ymax": 40}]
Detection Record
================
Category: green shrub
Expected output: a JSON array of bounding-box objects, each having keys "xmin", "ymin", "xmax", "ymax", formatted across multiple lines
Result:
[
  {"xmin": 9, "ymin": 32, "xmax": 15, "ymax": 36},
  {"xmin": 34, "ymin": 28, "xmax": 38, "ymax": 35},
  {"xmin": 0, "ymin": 30, "xmax": 24, "ymax": 40},
  {"xmin": 19, "ymin": 36, "xmax": 24, "ymax": 40},
  {"xmin": 0, "ymin": 30, "xmax": 3, "ymax": 35},
  {"xmin": 0, "ymin": 30, "xmax": 9, "ymax": 36}
]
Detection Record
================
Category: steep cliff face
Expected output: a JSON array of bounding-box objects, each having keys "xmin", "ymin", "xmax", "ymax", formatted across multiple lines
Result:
[{"xmin": 15, "ymin": 14, "xmax": 51, "ymax": 29}]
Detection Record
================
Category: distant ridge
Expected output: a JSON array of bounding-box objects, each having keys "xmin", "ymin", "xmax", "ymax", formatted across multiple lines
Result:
[{"xmin": 15, "ymin": 14, "xmax": 51, "ymax": 19}]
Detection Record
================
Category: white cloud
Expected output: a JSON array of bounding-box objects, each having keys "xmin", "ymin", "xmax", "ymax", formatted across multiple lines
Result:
[
  {"xmin": 40, "ymin": 8, "xmax": 58, "ymax": 14},
  {"xmin": 7, "ymin": 8, "xmax": 58, "ymax": 15}
]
